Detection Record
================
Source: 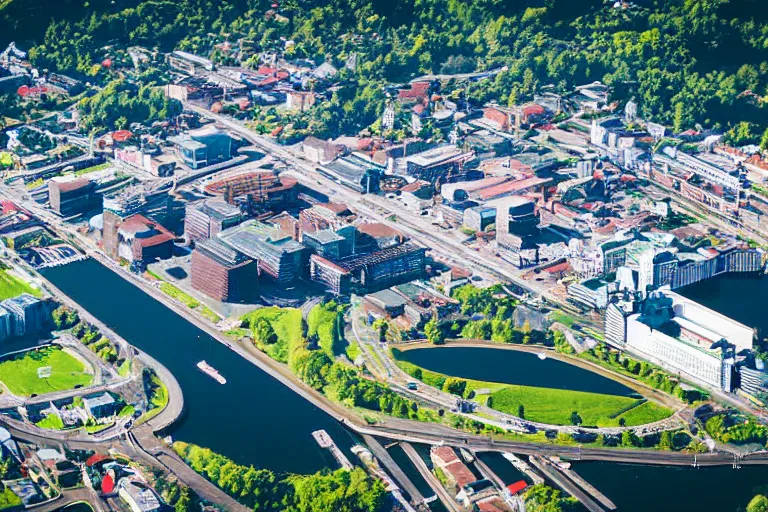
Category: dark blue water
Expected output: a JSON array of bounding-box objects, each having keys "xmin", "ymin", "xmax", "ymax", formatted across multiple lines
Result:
[
  {"xmin": 43, "ymin": 258, "xmax": 352, "ymax": 474},
  {"xmin": 396, "ymin": 346, "xmax": 634, "ymax": 396}
]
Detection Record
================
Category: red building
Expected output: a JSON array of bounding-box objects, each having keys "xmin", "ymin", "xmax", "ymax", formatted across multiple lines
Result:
[{"xmin": 117, "ymin": 214, "xmax": 174, "ymax": 262}]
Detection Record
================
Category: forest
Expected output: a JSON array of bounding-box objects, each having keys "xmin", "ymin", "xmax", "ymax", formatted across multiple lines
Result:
[
  {"xmin": 3, "ymin": 1, "xmax": 768, "ymax": 141},
  {"xmin": 173, "ymin": 441, "xmax": 388, "ymax": 511}
]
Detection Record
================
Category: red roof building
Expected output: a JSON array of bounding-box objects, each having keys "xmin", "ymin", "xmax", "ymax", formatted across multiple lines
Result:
[
  {"xmin": 507, "ymin": 480, "xmax": 528, "ymax": 495},
  {"xmin": 483, "ymin": 108, "xmax": 510, "ymax": 131},
  {"xmin": 111, "ymin": 130, "xmax": 132, "ymax": 143}
]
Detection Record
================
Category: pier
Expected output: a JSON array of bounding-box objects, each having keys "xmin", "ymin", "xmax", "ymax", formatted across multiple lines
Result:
[
  {"xmin": 362, "ymin": 435, "xmax": 426, "ymax": 506},
  {"xmin": 529, "ymin": 455, "xmax": 606, "ymax": 512},
  {"xmin": 560, "ymin": 465, "xmax": 616, "ymax": 510},
  {"xmin": 312, "ymin": 430, "xmax": 353, "ymax": 470},
  {"xmin": 472, "ymin": 452, "xmax": 506, "ymax": 490},
  {"xmin": 399, "ymin": 442, "xmax": 462, "ymax": 512},
  {"xmin": 500, "ymin": 452, "xmax": 545, "ymax": 485}
]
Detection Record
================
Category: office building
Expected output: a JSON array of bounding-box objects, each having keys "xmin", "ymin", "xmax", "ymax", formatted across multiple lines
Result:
[
  {"xmin": 621, "ymin": 291, "xmax": 751, "ymax": 390},
  {"xmin": 218, "ymin": 220, "xmax": 305, "ymax": 283},
  {"xmin": 168, "ymin": 126, "xmax": 233, "ymax": 169},
  {"xmin": 204, "ymin": 169, "xmax": 298, "ymax": 213},
  {"xmin": 49, "ymin": 177, "xmax": 98, "ymax": 216},
  {"xmin": 403, "ymin": 145, "xmax": 476, "ymax": 183},
  {"xmin": 191, "ymin": 238, "xmax": 258, "ymax": 302},
  {"xmin": 463, "ymin": 206, "xmax": 496, "ymax": 232},
  {"xmin": 310, "ymin": 242, "xmax": 426, "ymax": 295},
  {"xmin": 185, "ymin": 199, "xmax": 242, "ymax": 244}
]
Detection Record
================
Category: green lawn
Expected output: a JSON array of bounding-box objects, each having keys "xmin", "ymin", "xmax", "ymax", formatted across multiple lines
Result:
[
  {"xmin": 241, "ymin": 307, "xmax": 304, "ymax": 363},
  {"xmin": 392, "ymin": 349, "xmax": 672, "ymax": 427},
  {"xmin": 36, "ymin": 413, "xmax": 65, "ymax": 430},
  {"xmin": 0, "ymin": 269, "xmax": 40, "ymax": 301},
  {"xmin": 0, "ymin": 346, "xmax": 93, "ymax": 396}
]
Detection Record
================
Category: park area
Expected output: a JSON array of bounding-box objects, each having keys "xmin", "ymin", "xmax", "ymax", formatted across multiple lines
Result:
[
  {"xmin": 0, "ymin": 345, "xmax": 93, "ymax": 396},
  {"xmin": 241, "ymin": 306, "xmax": 304, "ymax": 363},
  {"xmin": 392, "ymin": 350, "xmax": 672, "ymax": 428}
]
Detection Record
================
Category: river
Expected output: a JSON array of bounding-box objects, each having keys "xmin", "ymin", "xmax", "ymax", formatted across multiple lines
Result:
[{"xmin": 42, "ymin": 258, "xmax": 355, "ymax": 475}]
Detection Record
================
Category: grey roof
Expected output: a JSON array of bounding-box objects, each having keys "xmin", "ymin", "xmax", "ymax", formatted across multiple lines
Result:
[
  {"xmin": 199, "ymin": 200, "xmax": 241, "ymax": 221},
  {"xmin": 197, "ymin": 237, "xmax": 250, "ymax": 267},
  {"xmin": 367, "ymin": 289, "xmax": 408, "ymax": 308},
  {"xmin": 83, "ymin": 392, "xmax": 115, "ymax": 409},
  {"xmin": 305, "ymin": 229, "xmax": 344, "ymax": 245}
]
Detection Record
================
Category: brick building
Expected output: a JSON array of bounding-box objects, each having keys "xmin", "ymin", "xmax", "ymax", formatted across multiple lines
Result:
[{"xmin": 191, "ymin": 238, "xmax": 258, "ymax": 302}]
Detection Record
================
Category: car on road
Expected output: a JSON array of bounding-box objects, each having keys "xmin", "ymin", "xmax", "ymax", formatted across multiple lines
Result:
[{"xmin": 406, "ymin": 382, "xmax": 418, "ymax": 391}]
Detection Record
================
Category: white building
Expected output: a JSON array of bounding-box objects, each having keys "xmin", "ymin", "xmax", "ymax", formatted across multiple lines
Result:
[{"xmin": 617, "ymin": 290, "xmax": 752, "ymax": 391}]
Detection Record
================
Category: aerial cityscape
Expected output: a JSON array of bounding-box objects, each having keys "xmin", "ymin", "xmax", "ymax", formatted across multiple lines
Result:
[{"xmin": 4, "ymin": 0, "xmax": 768, "ymax": 510}]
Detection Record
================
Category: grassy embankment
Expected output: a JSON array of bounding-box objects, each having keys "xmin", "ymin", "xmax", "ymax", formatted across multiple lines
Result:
[
  {"xmin": 0, "ymin": 268, "xmax": 40, "ymax": 301},
  {"xmin": 391, "ymin": 348, "xmax": 672, "ymax": 427},
  {"xmin": 156, "ymin": 281, "xmax": 220, "ymax": 323},
  {"xmin": 0, "ymin": 346, "xmax": 93, "ymax": 396},
  {"xmin": 241, "ymin": 306, "xmax": 304, "ymax": 363}
]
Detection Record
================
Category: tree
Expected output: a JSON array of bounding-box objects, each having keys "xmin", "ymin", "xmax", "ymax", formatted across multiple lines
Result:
[
  {"xmin": 658, "ymin": 431, "xmax": 674, "ymax": 450},
  {"xmin": 621, "ymin": 430, "xmax": 639, "ymax": 447},
  {"xmin": 443, "ymin": 377, "xmax": 468, "ymax": 397},
  {"xmin": 747, "ymin": 495, "xmax": 768, "ymax": 512},
  {"xmin": 174, "ymin": 487, "xmax": 193, "ymax": 512},
  {"xmin": 424, "ymin": 318, "xmax": 445, "ymax": 345},
  {"xmin": 518, "ymin": 404, "xmax": 525, "ymax": 419},
  {"xmin": 252, "ymin": 318, "xmax": 277, "ymax": 345},
  {"xmin": 570, "ymin": 411, "xmax": 582, "ymax": 426}
]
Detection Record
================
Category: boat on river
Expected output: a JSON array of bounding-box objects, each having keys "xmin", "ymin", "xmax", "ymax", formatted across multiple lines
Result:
[
  {"xmin": 197, "ymin": 360, "xmax": 226, "ymax": 384},
  {"xmin": 537, "ymin": 352, "xmax": 547, "ymax": 360}
]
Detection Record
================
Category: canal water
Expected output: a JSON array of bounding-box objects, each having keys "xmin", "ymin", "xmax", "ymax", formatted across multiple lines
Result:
[
  {"xmin": 42, "ymin": 258, "xmax": 354, "ymax": 475},
  {"xmin": 576, "ymin": 462, "xmax": 767, "ymax": 512},
  {"xmin": 395, "ymin": 346, "xmax": 635, "ymax": 396}
]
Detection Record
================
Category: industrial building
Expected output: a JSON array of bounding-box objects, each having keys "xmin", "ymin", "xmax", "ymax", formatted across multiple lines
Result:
[
  {"xmin": 217, "ymin": 220, "xmax": 305, "ymax": 283},
  {"xmin": 191, "ymin": 238, "xmax": 258, "ymax": 302},
  {"xmin": 607, "ymin": 291, "xmax": 753, "ymax": 391},
  {"xmin": 310, "ymin": 242, "xmax": 426, "ymax": 294},
  {"xmin": 168, "ymin": 126, "xmax": 233, "ymax": 169},
  {"xmin": 184, "ymin": 199, "xmax": 242, "ymax": 244},
  {"xmin": 48, "ymin": 177, "xmax": 99, "ymax": 216}
]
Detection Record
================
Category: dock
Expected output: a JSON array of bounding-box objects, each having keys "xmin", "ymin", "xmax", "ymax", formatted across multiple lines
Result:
[
  {"xmin": 472, "ymin": 452, "xmax": 506, "ymax": 490},
  {"xmin": 362, "ymin": 435, "xmax": 425, "ymax": 506},
  {"xmin": 312, "ymin": 430, "xmax": 353, "ymax": 470},
  {"xmin": 399, "ymin": 442, "xmax": 462, "ymax": 512},
  {"xmin": 529, "ymin": 455, "xmax": 605, "ymax": 512},
  {"xmin": 501, "ymin": 452, "xmax": 544, "ymax": 485},
  {"xmin": 560, "ymin": 465, "xmax": 616, "ymax": 510}
]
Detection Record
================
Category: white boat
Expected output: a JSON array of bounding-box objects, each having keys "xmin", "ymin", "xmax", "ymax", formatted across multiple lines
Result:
[
  {"xmin": 537, "ymin": 352, "xmax": 547, "ymax": 361},
  {"xmin": 197, "ymin": 360, "xmax": 226, "ymax": 384}
]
